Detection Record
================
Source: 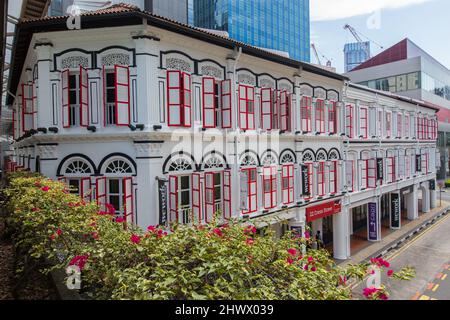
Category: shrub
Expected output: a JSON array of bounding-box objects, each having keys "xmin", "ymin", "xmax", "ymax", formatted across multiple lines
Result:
[{"xmin": 3, "ymin": 172, "xmax": 414, "ymax": 300}]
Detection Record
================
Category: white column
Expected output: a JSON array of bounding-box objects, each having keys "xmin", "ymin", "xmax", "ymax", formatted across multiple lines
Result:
[
  {"xmin": 430, "ymin": 185, "xmax": 437, "ymax": 209},
  {"xmin": 405, "ymin": 187, "xmax": 419, "ymax": 220},
  {"xmin": 34, "ymin": 43, "xmax": 53, "ymax": 129},
  {"xmin": 226, "ymin": 57, "xmax": 238, "ymax": 131},
  {"xmin": 333, "ymin": 206, "xmax": 350, "ymax": 260},
  {"xmin": 133, "ymin": 35, "xmax": 160, "ymax": 127},
  {"xmin": 294, "ymin": 75, "xmax": 301, "ymax": 133},
  {"xmin": 421, "ymin": 182, "xmax": 430, "ymax": 213}
]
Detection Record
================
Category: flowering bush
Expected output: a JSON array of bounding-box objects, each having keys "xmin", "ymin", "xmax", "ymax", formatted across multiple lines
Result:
[{"xmin": 3, "ymin": 172, "xmax": 414, "ymax": 300}]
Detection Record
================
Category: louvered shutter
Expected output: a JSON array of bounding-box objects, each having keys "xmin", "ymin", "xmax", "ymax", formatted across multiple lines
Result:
[
  {"xmin": 80, "ymin": 177, "xmax": 92, "ymax": 203},
  {"xmin": 61, "ymin": 70, "xmax": 70, "ymax": 127},
  {"xmin": 223, "ymin": 170, "xmax": 231, "ymax": 219},
  {"xmin": 95, "ymin": 177, "xmax": 107, "ymax": 212},
  {"xmin": 260, "ymin": 88, "xmax": 272, "ymax": 130},
  {"xmin": 202, "ymin": 77, "xmax": 215, "ymax": 128},
  {"xmin": 221, "ymin": 79, "xmax": 232, "ymax": 128},
  {"xmin": 191, "ymin": 173, "xmax": 201, "ymax": 224},
  {"xmin": 167, "ymin": 70, "xmax": 182, "ymax": 126},
  {"xmin": 204, "ymin": 172, "xmax": 215, "ymax": 223},
  {"xmin": 80, "ymin": 66, "xmax": 89, "ymax": 127},
  {"xmin": 169, "ymin": 176, "xmax": 179, "ymax": 223},
  {"xmin": 115, "ymin": 65, "xmax": 130, "ymax": 126},
  {"xmin": 123, "ymin": 177, "xmax": 134, "ymax": 225},
  {"xmin": 182, "ymin": 72, "xmax": 192, "ymax": 127}
]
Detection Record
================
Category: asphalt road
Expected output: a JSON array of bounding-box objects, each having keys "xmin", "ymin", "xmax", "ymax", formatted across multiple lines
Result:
[{"xmin": 353, "ymin": 211, "xmax": 450, "ymax": 300}]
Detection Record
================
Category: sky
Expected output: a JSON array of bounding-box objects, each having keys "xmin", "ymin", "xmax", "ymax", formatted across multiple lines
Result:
[{"xmin": 310, "ymin": 0, "xmax": 450, "ymax": 73}]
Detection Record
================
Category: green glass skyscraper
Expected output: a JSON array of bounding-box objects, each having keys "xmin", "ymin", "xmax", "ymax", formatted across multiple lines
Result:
[{"xmin": 193, "ymin": 0, "xmax": 310, "ymax": 62}]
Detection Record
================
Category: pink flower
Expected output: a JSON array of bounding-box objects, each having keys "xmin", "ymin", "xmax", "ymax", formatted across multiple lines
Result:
[
  {"xmin": 339, "ymin": 276, "xmax": 347, "ymax": 286},
  {"xmin": 244, "ymin": 225, "xmax": 257, "ymax": 234},
  {"xmin": 246, "ymin": 238, "xmax": 254, "ymax": 245},
  {"xmin": 379, "ymin": 293, "xmax": 389, "ymax": 300},
  {"xmin": 387, "ymin": 270, "xmax": 394, "ymax": 277},
  {"xmin": 311, "ymin": 267, "xmax": 317, "ymax": 272},
  {"xmin": 303, "ymin": 265, "xmax": 309, "ymax": 271},
  {"xmin": 147, "ymin": 225, "xmax": 156, "ymax": 232},
  {"xmin": 105, "ymin": 203, "xmax": 116, "ymax": 215},
  {"xmin": 307, "ymin": 256, "xmax": 314, "ymax": 263},
  {"xmin": 91, "ymin": 232, "xmax": 99, "ymax": 240},
  {"xmin": 49, "ymin": 234, "xmax": 56, "ymax": 241},
  {"xmin": 130, "ymin": 234, "xmax": 141, "ymax": 244},
  {"xmin": 56, "ymin": 229, "xmax": 62, "ymax": 236},
  {"xmin": 212, "ymin": 228, "xmax": 223, "ymax": 237},
  {"xmin": 383, "ymin": 261, "xmax": 391, "ymax": 268},
  {"xmin": 362, "ymin": 287, "xmax": 379, "ymax": 298},
  {"xmin": 69, "ymin": 255, "xmax": 89, "ymax": 271},
  {"xmin": 287, "ymin": 248, "xmax": 297, "ymax": 256},
  {"xmin": 304, "ymin": 231, "xmax": 310, "ymax": 239},
  {"xmin": 116, "ymin": 217, "xmax": 125, "ymax": 223},
  {"xmin": 41, "ymin": 186, "xmax": 50, "ymax": 192},
  {"xmin": 287, "ymin": 257, "xmax": 294, "ymax": 265},
  {"xmin": 31, "ymin": 207, "xmax": 40, "ymax": 212}
]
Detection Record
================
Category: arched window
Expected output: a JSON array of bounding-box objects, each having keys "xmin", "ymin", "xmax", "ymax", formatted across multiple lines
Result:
[
  {"xmin": 59, "ymin": 157, "xmax": 94, "ymax": 202},
  {"xmin": 261, "ymin": 153, "xmax": 277, "ymax": 167},
  {"xmin": 105, "ymin": 159, "xmax": 133, "ymax": 175},
  {"xmin": 302, "ymin": 151, "xmax": 315, "ymax": 163},
  {"xmin": 280, "ymin": 152, "xmax": 295, "ymax": 164},
  {"xmin": 65, "ymin": 159, "xmax": 93, "ymax": 175},
  {"xmin": 203, "ymin": 154, "xmax": 224, "ymax": 170},
  {"xmin": 240, "ymin": 153, "xmax": 258, "ymax": 167}
]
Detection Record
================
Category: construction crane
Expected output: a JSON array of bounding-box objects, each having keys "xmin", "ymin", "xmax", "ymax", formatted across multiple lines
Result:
[
  {"xmin": 343, "ymin": 24, "xmax": 384, "ymax": 53},
  {"xmin": 311, "ymin": 43, "xmax": 332, "ymax": 67}
]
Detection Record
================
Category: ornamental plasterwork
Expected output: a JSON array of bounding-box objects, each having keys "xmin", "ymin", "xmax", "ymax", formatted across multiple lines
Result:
[
  {"xmin": 316, "ymin": 151, "xmax": 327, "ymax": 161},
  {"xmin": 261, "ymin": 153, "xmax": 277, "ymax": 166},
  {"xmin": 280, "ymin": 153, "xmax": 295, "ymax": 164},
  {"xmin": 315, "ymin": 89, "xmax": 326, "ymax": 100},
  {"xmin": 328, "ymin": 151, "xmax": 339, "ymax": 160},
  {"xmin": 302, "ymin": 151, "xmax": 315, "ymax": 163},
  {"xmin": 203, "ymin": 155, "xmax": 224, "ymax": 169},
  {"xmin": 300, "ymin": 85, "xmax": 313, "ymax": 97},
  {"xmin": 259, "ymin": 78, "xmax": 275, "ymax": 89},
  {"xmin": 61, "ymin": 56, "xmax": 89, "ymax": 69},
  {"xmin": 238, "ymin": 74, "xmax": 256, "ymax": 86},
  {"xmin": 101, "ymin": 53, "xmax": 130, "ymax": 67},
  {"xmin": 166, "ymin": 58, "xmax": 192, "ymax": 72},
  {"xmin": 240, "ymin": 154, "xmax": 257, "ymax": 167},
  {"xmin": 279, "ymin": 83, "xmax": 293, "ymax": 93},
  {"xmin": 134, "ymin": 142, "xmax": 163, "ymax": 158},
  {"xmin": 37, "ymin": 145, "xmax": 57, "ymax": 159},
  {"xmin": 200, "ymin": 65, "xmax": 223, "ymax": 79}
]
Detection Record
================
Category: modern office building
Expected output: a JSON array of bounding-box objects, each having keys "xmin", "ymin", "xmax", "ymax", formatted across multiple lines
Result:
[
  {"xmin": 346, "ymin": 38, "xmax": 450, "ymax": 180},
  {"xmin": 344, "ymin": 41, "xmax": 370, "ymax": 72},
  {"xmin": 193, "ymin": 0, "xmax": 310, "ymax": 62},
  {"xmin": 5, "ymin": 4, "xmax": 438, "ymax": 260},
  {"xmin": 49, "ymin": 0, "xmax": 189, "ymax": 23}
]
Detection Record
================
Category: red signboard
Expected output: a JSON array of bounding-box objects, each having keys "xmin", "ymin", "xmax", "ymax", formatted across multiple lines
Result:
[{"xmin": 306, "ymin": 200, "xmax": 341, "ymax": 222}]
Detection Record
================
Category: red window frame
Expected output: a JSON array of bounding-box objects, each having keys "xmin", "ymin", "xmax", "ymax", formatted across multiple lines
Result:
[
  {"xmin": 242, "ymin": 168, "xmax": 257, "ymax": 214},
  {"xmin": 114, "ymin": 65, "xmax": 131, "ymax": 126},
  {"xmin": 260, "ymin": 87, "xmax": 273, "ymax": 130},
  {"xmin": 122, "ymin": 177, "xmax": 134, "ymax": 225},
  {"xmin": 405, "ymin": 115, "xmax": 410, "ymax": 137},
  {"xmin": 361, "ymin": 159, "xmax": 368, "ymax": 189},
  {"xmin": 61, "ymin": 70, "xmax": 71, "ymax": 128},
  {"xmin": 191, "ymin": 173, "xmax": 201, "ymax": 224},
  {"xmin": 328, "ymin": 101, "xmax": 337, "ymax": 134},
  {"xmin": 202, "ymin": 77, "xmax": 216, "ymax": 129},
  {"xmin": 377, "ymin": 110, "xmax": 383, "ymax": 137},
  {"xmin": 367, "ymin": 159, "xmax": 377, "ymax": 188},
  {"xmin": 280, "ymin": 91, "xmax": 291, "ymax": 132},
  {"xmin": 262, "ymin": 166, "xmax": 277, "ymax": 209},
  {"xmin": 421, "ymin": 152, "xmax": 429, "ymax": 174},
  {"xmin": 304, "ymin": 163, "xmax": 313, "ymax": 200},
  {"xmin": 167, "ymin": 70, "xmax": 192, "ymax": 127},
  {"xmin": 21, "ymin": 83, "xmax": 35, "ymax": 133},
  {"xmin": 204, "ymin": 172, "xmax": 215, "ymax": 223},
  {"xmin": 223, "ymin": 170, "xmax": 232, "ymax": 219},
  {"xmin": 359, "ymin": 107, "xmax": 368, "ymax": 138},
  {"xmin": 79, "ymin": 65, "xmax": 89, "ymax": 127},
  {"xmin": 221, "ymin": 79, "xmax": 232, "ymax": 129},
  {"xmin": 95, "ymin": 177, "xmax": 107, "ymax": 212},
  {"xmin": 387, "ymin": 157, "xmax": 395, "ymax": 183},
  {"xmin": 282, "ymin": 164, "xmax": 294, "ymax": 204},
  {"xmin": 386, "ymin": 112, "xmax": 392, "ymax": 137},
  {"xmin": 238, "ymin": 84, "xmax": 255, "ymax": 130},
  {"xmin": 80, "ymin": 177, "xmax": 92, "ymax": 203},
  {"xmin": 397, "ymin": 114, "xmax": 402, "ymax": 138},
  {"xmin": 345, "ymin": 105, "xmax": 354, "ymax": 138},
  {"xmin": 169, "ymin": 175, "xmax": 179, "ymax": 223},
  {"xmin": 315, "ymin": 99, "xmax": 325, "ymax": 133},
  {"xmin": 329, "ymin": 161, "xmax": 337, "ymax": 195},
  {"xmin": 317, "ymin": 162, "xmax": 325, "ymax": 196},
  {"xmin": 301, "ymin": 96, "xmax": 312, "ymax": 133},
  {"xmin": 346, "ymin": 160, "xmax": 354, "ymax": 192},
  {"xmin": 417, "ymin": 116, "xmax": 423, "ymax": 139}
]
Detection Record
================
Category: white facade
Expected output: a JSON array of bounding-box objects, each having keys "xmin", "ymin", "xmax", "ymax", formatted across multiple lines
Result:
[{"xmin": 7, "ymin": 7, "xmax": 439, "ymax": 260}]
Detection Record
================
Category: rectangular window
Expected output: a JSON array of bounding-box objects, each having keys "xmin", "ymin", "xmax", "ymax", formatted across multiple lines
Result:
[
  {"xmin": 280, "ymin": 91, "xmax": 291, "ymax": 132},
  {"xmin": 387, "ymin": 157, "xmax": 395, "ymax": 183},
  {"xmin": 315, "ymin": 99, "xmax": 325, "ymax": 133},
  {"xmin": 361, "ymin": 160, "xmax": 368, "ymax": 189},
  {"xmin": 242, "ymin": 168, "xmax": 257, "ymax": 214},
  {"xmin": 167, "ymin": 70, "xmax": 191, "ymax": 127},
  {"xmin": 300, "ymin": 96, "xmax": 312, "ymax": 132},
  {"xmin": 221, "ymin": 80, "xmax": 232, "ymax": 128},
  {"xmin": 377, "ymin": 109, "xmax": 383, "ymax": 137},
  {"xmin": 345, "ymin": 160, "xmax": 354, "ymax": 192},
  {"xmin": 103, "ymin": 65, "xmax": 130, "ymax": 127},
  {"xmin": 329, "ymin": 161, "xmax": 337, "ymax": 195},
  {"xmin": 328, "ymin": 101, "xmax": 336, "ymax": 134},
  {"xmin": 260, "ymin": 87, "xmax": 273, "ymax": 130},
  {"xmin": 122, "ymin": 177, "xmax": 134, "ymax": 224},
  {"xmin": 317, "ymin": 162, "xmax": 325, "ymax": 196},
  {"xmin": 272, "ymin": 90, "xmax": 279, "ymax": 130},
  {"xmin": 239, "ymin": 84, "xmax": 255, "ymax": 130},
  {"xmin": 21, "ymin": 83, "xmax": 36, "ymax": 132},
  {"xmin": 169, "ymin": 175, "xmax": 193, "ymax": 224},
  {"xmin": 204, "ymin": 172, "xmax": 216, "ymax": 223},
  {"xmin": 104, "ymin": 70, "xmax": 116, "ymax": 125},
  {"xmin": 95, "ymin": 177, "xmax": 107, "ymax": 212},
  {"xmin": 405, "ymin": 115, "xmax": 410, "ymax": 137},
  {"xmin": 191, "ymin": 173, "xmax": 201, "ymax": 223},
  {"xmin": 359, "ymin": 107, "xmax": 368, "ymax": 138},
  {"xmin": 417, "ymin": 116, "xmax": 423, "ymax": 139},
  {"xmin": 405, "ymin": 155, "xmax": 411, "ymax": 178},
  {"xmin": 397, "ymin": 114, "xmax": 402, "ymax": 138},
  {"xmin": 202, "ymin": 77, "xmax": 216, "ymax": 128},
  {"xmin": 367, "ymin": 159, "xmax": 377, "ymax": 188},
  {"xmin": 263, "ymin": 166, "xmax": 277, "ymax": 209},
  {"xmin": 386, "ymin": 112, "xmax": 392, "ymax": 137},
  {"xmin": 345, "ymin": 105, "xmax": 354, "ymax": 138},
  {"xmin": 282, "ymin": 164, "xmax": 294, "ymax": 204},
  {"xmin": 223, "ymin": 170, "xmax": 232, "ymax": 219},
  {"xmin": 304, "ymin": 163, "xmax": 313, "ymax": 200},
  {"xmin": 421, "ymin": 152, "xmax": 429, "ymax": 174}
]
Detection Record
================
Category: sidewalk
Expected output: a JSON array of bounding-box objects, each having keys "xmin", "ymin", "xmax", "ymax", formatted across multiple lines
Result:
[{"xmin": 338, "ymin": 201, "xmax": 450, "ymax": 267}]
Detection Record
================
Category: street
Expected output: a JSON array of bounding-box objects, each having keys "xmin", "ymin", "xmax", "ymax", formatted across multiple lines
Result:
[{"xmin": 353, "ymin": 210, "xmax": 450, "ymax": 300}]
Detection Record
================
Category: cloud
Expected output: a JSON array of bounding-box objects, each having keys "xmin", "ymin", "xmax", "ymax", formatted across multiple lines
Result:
[{"xmin": 311, "ymin": 0, "xmax": 433, "ymax": 21}]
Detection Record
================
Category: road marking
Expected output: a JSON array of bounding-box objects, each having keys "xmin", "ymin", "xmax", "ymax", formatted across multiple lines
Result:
[
  {"xmin": 432, "ymin": 284, "xmax": 440, "ymax": 292},
  {"xmin": 436, "ymin": 273, "xmax": 443, "ymax": 279},
  {"xmin": 442, "ymin": 274, "xmax": 448, "ymax": 280},
  {"xmin": 386, "ymin": 214, "xmax": 450, "ymax": 262},
  {"xmin": 419, "ymin": 295, "xmax": 431, "ymax": 300}
]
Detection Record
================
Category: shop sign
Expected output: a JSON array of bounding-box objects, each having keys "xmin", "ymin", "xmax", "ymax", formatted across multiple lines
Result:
[
  {"xmin": 306, "ymin": 200, "xmax": 341, "ymax": 222},
  {"xmin": 157, "ymin": 178, "xmax": 168, "ymax": 227},
  {"xmin": 368, "ymin": 202, "xmax": 378, "ymax": 241},
  {"xmin": 376, "ymin": 158, "xmax": 384, "ymax": 180},
  {"xmin": 390, "ymin": 193, "xmax": 400, "ymax": 229},
  {"xmin": 301, "ymin": 165, "xmax": 310, "ymax": 196}
]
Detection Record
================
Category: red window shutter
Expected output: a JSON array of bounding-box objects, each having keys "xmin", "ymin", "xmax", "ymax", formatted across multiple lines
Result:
[
  {"xmin": 182, "ymin": 72, "xmax": 192, "ymax": 127},
  {"xmin": 263, "ymin": 167, "xmax": 277, "ymax": 209},
  {"xmin": 345, "ymin": 105, "xmax": 354, "ymax": 138},
  {"xmin": 280, "ymin": 91, "xmax": 290, "ymax": 132},
  {"xmin": 114, "ymin": 65, "xmax": 130, "ymax": 126},
  {"xmin": 95, "ymin": 177, "xmax": 107, "ymax": 212},
  {"xmin": 329, "ymin": 161, "xmax": 337, "ymax": 194},
  {"xmin": 22, "ymin": 83, "xmax": 34, "ymax": 132},
  {"xmin": 80, "ymin": 66, "xmax": 89, "ymax": 127},
  {"xmin": 61, "ymin": 70, "xmax": 71, "ymax": 128},
  {"xmin": 223, "ymin": 170, "xmax": 231, "ymax": 219},
  {"xmin": 360, "ymin": 108, "xmax": 368, "ymax": 138},
  {"xmin": 167, "ymin": 70, "xmax": 182, "ymax": 126},
  {"xmin": 221, "ymin": 79, "xmax": 232, "ymax": 128},
  {"xmin": 316, "ymin": 99, "xmax": 325, "ymax": 133},
  {"xmin": 328, "ymin": 101, "xmax": 336, "ymax": 134},
  {"xmin": 169, "ymin": 176, "xmax": 179, "ymax": 223},
  {"xmin": 191, "ymin": 173, "xmax": 201, "ymax": 224},
  {"xmin": 123, "ymin": 177, "xmax": 134, "ymax": 225},
  {"xmin": 202, "ymin": 77, "xmax": 216, "ymax": 128},
  {"xmin": 204, "ymin": 172, "xmax": 215, "ymax": 223},
  {"xmin": 242, "ymin": 168, "xmax": 257, "ymax": 215},
  {"xmin": 80, "ymin": 177, "xmax": 92, "ymax": 203},
  {"xmin": 318, "ymin": 162, "xmax": 325, "ymax": 196},
  {"xmin": 247, "ymin": 86, "xmax": 255, "ymax": 130},
  {"xmin": 282, "ymin": 164, "xmax": 294, "ymax": 204},
  {"xmin": 272, "ymin": 90, "xmax": 279, "ymax": 130},
  {"xmin": 260, "ymin": 88, "xmax": 273, "ymax": 130},
  {"xmin": 368, "ymin": 159, "xmax": 377, "ymax": 188},
  {"xmin": 301, "ymin": 96, "xmax": 311, "ymax": 132}
]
